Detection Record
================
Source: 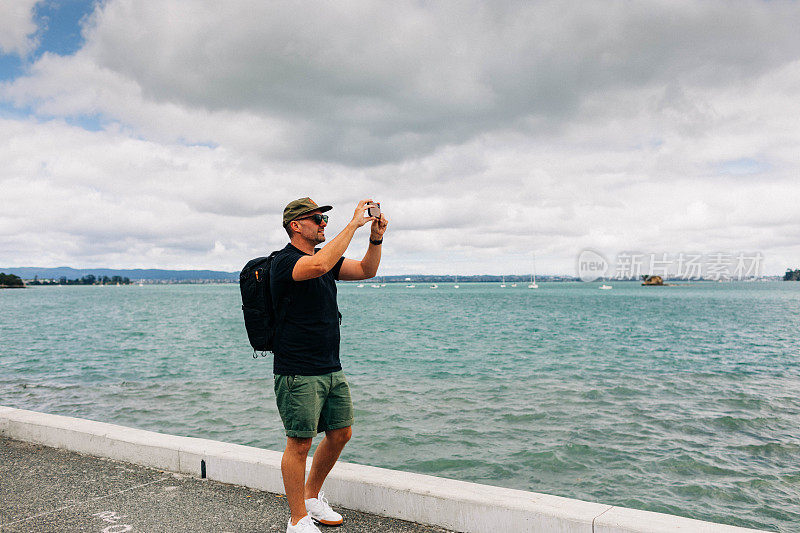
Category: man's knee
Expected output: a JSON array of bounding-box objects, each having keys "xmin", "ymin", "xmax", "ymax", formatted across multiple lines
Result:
[
  {"xmin": 326, "ymin": 426, "xmax": 352, "ymax": 446},
  {"xmin": 285, "ymin": 436, "xmax": 313, "ymax": 456}
]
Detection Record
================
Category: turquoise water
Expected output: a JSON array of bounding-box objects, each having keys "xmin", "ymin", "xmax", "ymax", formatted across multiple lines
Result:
[{"xmin": 2, "ymin": 282, "xmax": 799, "ymax": 531}]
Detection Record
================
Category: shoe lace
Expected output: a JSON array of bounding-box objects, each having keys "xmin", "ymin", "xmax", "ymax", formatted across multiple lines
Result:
[{"xmin": 316, "ymin": 491, "xmax": 332, "ymax": 511}]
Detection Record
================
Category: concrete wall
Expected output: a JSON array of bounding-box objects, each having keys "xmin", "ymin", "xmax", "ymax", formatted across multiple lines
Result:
[{"xmin": 0, "ymin": 406, "xmax": 765, "ymax": 533}]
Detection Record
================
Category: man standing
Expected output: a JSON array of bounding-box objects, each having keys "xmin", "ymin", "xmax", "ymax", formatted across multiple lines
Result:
[{"xmin": 270, "ymin": 197, "xmax": 388, "ymax": 533}]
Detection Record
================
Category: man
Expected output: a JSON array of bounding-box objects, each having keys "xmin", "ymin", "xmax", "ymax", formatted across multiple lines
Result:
[{"xmin": 270, "ymin": 197, "xmax": 388, "ymax": 533}]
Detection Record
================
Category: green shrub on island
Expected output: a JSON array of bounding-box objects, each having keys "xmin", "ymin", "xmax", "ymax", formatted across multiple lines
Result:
[
  {"xmin": 785, "ymin": 269, "xmax": 800, "ymax": 281},
  {"xmin": 0, "ymin": 273, "xmax": 25, "ymax": 287}
]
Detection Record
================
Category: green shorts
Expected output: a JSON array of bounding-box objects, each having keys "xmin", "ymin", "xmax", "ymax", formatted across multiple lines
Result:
[{"xmin": 273, "ymin": 370, "xmax": 354, "ymax": 438}]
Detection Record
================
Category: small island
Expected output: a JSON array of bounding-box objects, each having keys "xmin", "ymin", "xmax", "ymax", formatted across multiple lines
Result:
[
  {"xmin": 641, "ymin": 275, "xmax": 664, "ymax": 286},
  {"xmin": 784, "ymin": 269, "xmax": 800, "ymax": 281},
  {"xmin": 0, "ymin": 272, "xmax": 25, "ymax": 288}
]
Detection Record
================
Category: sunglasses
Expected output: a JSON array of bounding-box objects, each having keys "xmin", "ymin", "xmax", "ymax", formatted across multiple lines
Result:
[{"xmin": 296, "ymin": 213, "xmax": 328, "ymax": 225}]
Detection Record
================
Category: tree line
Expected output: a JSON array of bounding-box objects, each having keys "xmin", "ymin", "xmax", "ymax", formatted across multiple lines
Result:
[
  {"xmin": 0, "ymin": 273, "xmax": 24, "ymax": 287},
  {"xmin": 28, "ymin": 275, "xmax": 132, "ymax": 285},
  {"xmin": 784, "ymin": 269, "xmax": 800, "ymax": 281}
]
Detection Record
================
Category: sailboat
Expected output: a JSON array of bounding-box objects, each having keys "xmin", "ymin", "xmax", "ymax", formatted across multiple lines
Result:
[
  {"xmin": 528, "ymin": 254, "xmax": 539, "ymax": 289},
  {"xmin": 500, "ymin": 275, "xmax": 506, "ymax": 288},
  {"xmin": 454, "ymin": 275, "xmax": 459, "ymax": 289}
]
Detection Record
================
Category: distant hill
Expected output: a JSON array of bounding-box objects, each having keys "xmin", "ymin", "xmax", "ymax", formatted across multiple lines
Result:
[{"xmin": 2, "ymin": 267, "xmax": 238, "ymax": 281}]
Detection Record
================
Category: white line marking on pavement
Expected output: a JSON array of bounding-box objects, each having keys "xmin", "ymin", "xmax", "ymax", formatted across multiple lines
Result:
[
  {"xmin": 92, "ymin": 511, "xmax": 128, "ymax": 523},
  {"xmin": 102, "ymin": 525, "xmax": 133, "ymax": 533},
  {"xmin": 0, "ymin": 477, "xmax": 170, "ymax": 529}
]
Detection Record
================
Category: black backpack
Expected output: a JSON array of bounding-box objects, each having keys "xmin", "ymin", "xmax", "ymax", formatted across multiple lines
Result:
[{"xmin": 239, "ymin": 251, "xmax": 289, "ymax": 358}]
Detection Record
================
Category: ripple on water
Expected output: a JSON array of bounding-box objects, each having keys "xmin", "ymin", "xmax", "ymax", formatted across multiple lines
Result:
[
  {"xmin": 657, "ymin": 452, "xmax": 743, "ymax": 477},
  {"xmin": 732, "ymin": 441, "xmax": 800, "ymax": 457}
]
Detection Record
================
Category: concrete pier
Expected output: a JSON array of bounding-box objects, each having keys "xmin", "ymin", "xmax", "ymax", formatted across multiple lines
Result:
[
  {"xmin": 0, "ymin": 406, "xmax": 766, "ymax": 533},
  {"xmin": 0, "ymin": 436, "xmax": 450, "ymax": 532}
]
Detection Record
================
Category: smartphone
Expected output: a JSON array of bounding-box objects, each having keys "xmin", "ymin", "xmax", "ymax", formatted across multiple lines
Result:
[{"xmin": 367, "ymin": 203, "xmax": 381, "ymax": 218}]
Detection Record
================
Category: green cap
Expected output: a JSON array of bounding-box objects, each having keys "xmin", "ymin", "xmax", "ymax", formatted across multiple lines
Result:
[{"xmin": 282, "ymin": 197, "xmax": 333, "ymax": 227}]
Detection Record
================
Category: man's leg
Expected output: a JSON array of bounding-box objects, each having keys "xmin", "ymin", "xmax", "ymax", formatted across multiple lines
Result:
[
  {"xmin": 304, "ymin": 426, "xmax": 352, "ymax": 499},
  {"xmin": 282, "ymin": 436, "xmax": 313, "ymax": 525}
]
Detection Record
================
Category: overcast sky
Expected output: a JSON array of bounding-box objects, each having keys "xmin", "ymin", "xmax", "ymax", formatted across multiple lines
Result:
[{"xmin": 1, "ymin": 0, "xmax": 799, "ymax": 276}]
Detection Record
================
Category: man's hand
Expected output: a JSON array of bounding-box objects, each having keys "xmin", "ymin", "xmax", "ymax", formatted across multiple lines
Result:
[
  {"xmin": 371, "ymin": 213, "xmax": 388, "ymax": 240},
  {"xmin": 350, "ymin": 199, "xmax": 377, "ymax": 228},
  {"xmin": 339, "ymin": 203, "xmax": 387, "ymax": 281}
]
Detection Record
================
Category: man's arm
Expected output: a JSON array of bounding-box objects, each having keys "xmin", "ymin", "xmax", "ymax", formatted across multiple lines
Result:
[
  {"xmin": 338, "ymin": 213, "xmax": 389, "ymax": 281},
  {"xmin": 292, "ymin": 199, "xmax": 376, "ymax": 281}
]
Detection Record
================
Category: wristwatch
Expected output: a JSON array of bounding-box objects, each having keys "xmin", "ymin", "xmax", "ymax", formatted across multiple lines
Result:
[{"xmin": 370, "ymin": 238, "xmax": 383, "ymax": 245}]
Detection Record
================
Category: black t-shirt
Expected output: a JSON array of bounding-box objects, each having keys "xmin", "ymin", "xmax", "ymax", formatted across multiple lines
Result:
[{"xmin": 269, "ymin": 243, "xmax": 345, "ymax": 375}]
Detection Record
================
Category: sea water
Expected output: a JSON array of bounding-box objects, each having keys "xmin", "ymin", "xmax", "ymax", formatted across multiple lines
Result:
[{"xmin": 1, "ymin": 282, "xmax": 799, "ymax": 531}]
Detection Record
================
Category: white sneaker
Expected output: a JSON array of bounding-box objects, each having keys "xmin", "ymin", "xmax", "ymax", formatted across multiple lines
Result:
[
  {"xmin": 286, "ymin": 515, "xmax": 322, "ymax": 533},
  {"xmin": 305, "ymin": 491, "xmax": 343, "ymax": 526}
]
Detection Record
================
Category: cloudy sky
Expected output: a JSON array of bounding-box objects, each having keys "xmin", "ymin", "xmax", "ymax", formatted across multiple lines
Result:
[{"xmin": 1, "ymin": 0, "xmax": 799, "ymax": 276}]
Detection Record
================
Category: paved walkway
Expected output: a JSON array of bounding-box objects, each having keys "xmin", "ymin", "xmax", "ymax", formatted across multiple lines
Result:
[{"xmin": 0, "ymin": 437, "xmax": 454, "ymax": 533}]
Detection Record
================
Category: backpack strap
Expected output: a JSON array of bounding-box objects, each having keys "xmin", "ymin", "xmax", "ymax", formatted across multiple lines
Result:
[{"xmin": 272, "ymin": 293, "xmax": 291, "ymax": 349}]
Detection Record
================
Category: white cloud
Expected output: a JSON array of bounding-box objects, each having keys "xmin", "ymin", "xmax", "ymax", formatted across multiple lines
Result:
[
  {"xmin": 6, "ymin": 1, "xmax": 800, "ymax": 164},
  {"xmin": 2, "ymin": 1, "xmax": 800, "ymax": 274},
  {"xmin": 0, "ymin": 0, "xmax": 39, "ymax": 56},
  {"xmin": 3, "ymin": 115, "xmax": 798, "ymax": 274}
]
